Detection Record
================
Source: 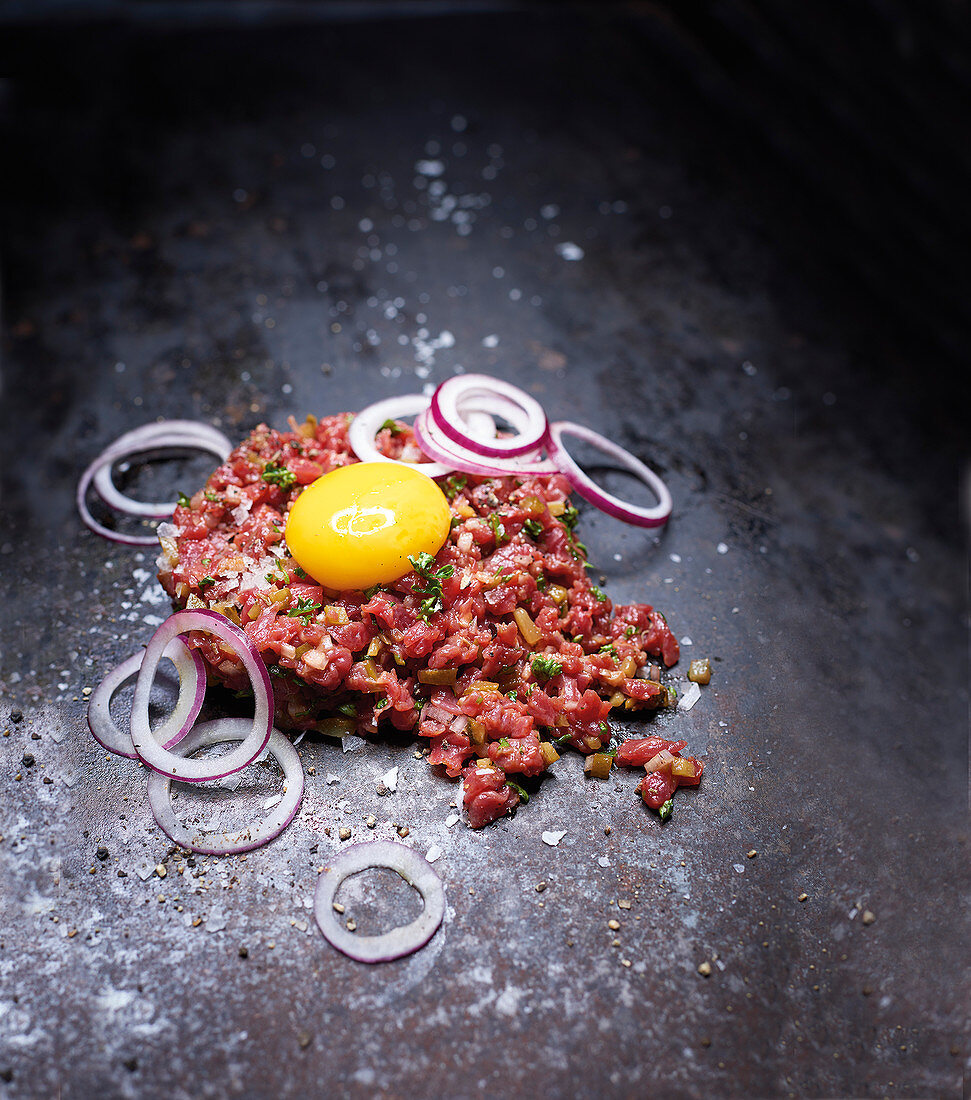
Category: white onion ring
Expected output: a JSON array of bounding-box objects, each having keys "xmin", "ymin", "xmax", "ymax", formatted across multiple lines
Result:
[
  {"xmin": 93, "ymin": 422, "xmax": 233, "ymax": 518},
  {"xmin": 348, "ymin": 395, "xmax": 455, "ymax": 477},
  {"xmin": 131, "ymin": 609, "xmax": 274, "ymax": 782},
  {"xmin": 544, "ymin": 420, "xmax": 672, "ymax": 528},
  {"xmin": 313, "ymin": 840, "xmax": 445, "ymax": 963},
  {"xmin": 87, "ymin": 638, "xmax": 206, "ymax": 759},
  {"xmin": 146, "ymin": 719, "xmax": 305, "ymax": 855},
  {"xmin": 78, "ymin": 420, "xmax": 233, "ymax": 544},
  {"xmin": 413, "ymin": 409, "xmax": 557, "ymax": 477},
  {"xmin": 431, "ymin": 374, "xmax": 547, "ymax": 457}
]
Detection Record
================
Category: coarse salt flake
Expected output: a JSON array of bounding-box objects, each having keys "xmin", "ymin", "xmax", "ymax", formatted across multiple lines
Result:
[
  {"xmin": 425, "ymin": 844, "xmax": 443, "ymax": 863},
  {"xmin": 542, "ymin": 830, "xmax": 567, "ymax": 847},
  {"xmin": 381, "ymin": 766, "xmax": 399, "ymax": 792},
  {"xmin": 679, "ymin": 681, "xmax": 702, "ymax": 711}
]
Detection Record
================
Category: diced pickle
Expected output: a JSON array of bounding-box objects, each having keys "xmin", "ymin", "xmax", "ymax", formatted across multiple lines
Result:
[
  {"xmin": 585, "ymin": 752, "xmax": 613, "ymax": 779},
  {"xmin": 688, "ymin": 658, "xmax": 712, "ymax": 685}
]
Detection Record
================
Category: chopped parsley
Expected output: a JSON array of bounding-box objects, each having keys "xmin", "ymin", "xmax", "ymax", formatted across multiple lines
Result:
[
  {"xmin": 531, "ymin": 654, "xmax": 563, "ymax": 681},
  {"xmin": 443, "ymin": 473, "xmax": 468, "ymax": 500},
  {"xmin": 204, "ymin": 490, "xmax": 219, "ymax": 502},
  {"xmin": 336, "ymin": 702, "xmax": 357, "ymax": 718},
  {"xmin": 523, "ymin": 518, "xmax": 544, "ymax": 541},
  {"xmin": 177, "ymin": 491, "xmax": 192, "ymax": 508},
  {"xmin": 658, "ymin": 798, "xmax": 674, "ymax": 821},
  {"xmin": 507, "ymin": 778, "xmax": 529, "ymax": 803},
  {"xmin": 408, "ymin": 551, "xmax": 454, "ymax": 621},
  {"xmin": 198, "ymin": 575, "xmax": 216, "ymax": 589},
  {"xmin": 599, "ymin": 643, "xmax": 617, "ymax": 656},
  {"xmin": 590, "ymin": 585, "xmax": 607, "ymax": 602},
  {"xmin": 560, "ymin": 504, "xmax": 580, "ymax": 531},
  {"xmin": 261, "ymin": 461, "xmax": 297, "ymax": 491},
  {"xmin": 374, "ymin": 697, "xmax": 389, "ymax": 710},
  {"xmin": 286, "ymin": 596, "xmax": 321, "ymax": 620},
  {"xmin": 624, "ymin": 625, "xmax": 637, "ymax": 638},
  {"xmin": 488, "ymin": 513, "xmax": 507, "ymax": 544},
  {"xmin": 380, "ymin": 418, "xmax": 404, "ymax": 435}
]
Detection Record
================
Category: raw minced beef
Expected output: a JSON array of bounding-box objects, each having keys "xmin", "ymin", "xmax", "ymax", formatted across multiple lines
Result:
[{"xmin": 157, "ymin": 412, "xmax": 698, "ymax": 827}]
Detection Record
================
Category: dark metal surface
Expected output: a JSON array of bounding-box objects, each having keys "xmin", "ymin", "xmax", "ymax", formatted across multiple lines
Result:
[{"xmin": 0, "ymin": 9, "xmax": 967, "ymax": 1099}]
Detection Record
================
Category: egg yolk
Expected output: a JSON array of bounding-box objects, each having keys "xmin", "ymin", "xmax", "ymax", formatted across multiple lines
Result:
[{"xmin": 284, "ymin": 462, "xmax": 452, "ymax": 591}]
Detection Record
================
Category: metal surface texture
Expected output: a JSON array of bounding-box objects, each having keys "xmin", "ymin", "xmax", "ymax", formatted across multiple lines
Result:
[{"xmin": 0, "ymin": 9, "xmax": 967, "ymax": 1099}]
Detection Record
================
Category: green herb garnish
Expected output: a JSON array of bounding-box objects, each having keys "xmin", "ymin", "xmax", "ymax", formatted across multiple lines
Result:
[
  {"xmin": 380, "ymin": 418, "xmax": 404, "ymax": 435},
  {"xmin": 177, "ymin": 491, "xmax": 192, "ymax": 508},
  {"xmin": 599, "ymin": 643, "xmax": 617, "ymax": 656},
  {"xmin": 531, "ymin": 654, "xmax": 563, "ymax": 681},
  {"xmin": 507, "ymin": 779, "xmax": 529, "ymax": 803},
  {"xmin": 286, "ymin": 596, "xmax": 321, "ymax": 620},
  {"xmin": 590, "ymin": 585, "xmax": 607, "ymax": 602},
  {"xmin": 523, "ymin": 518, "xmax": 544, "ymax": 541},
  {"xmin": 488, "ymin": 513, "xmax": 507, "ymax": 544},
  {"xmin": 261, "ymin": 461, "xmax": 297, "ymax": 491},
  {"xmin": 443, "ymin": 473, "xmax": 468, "ymax": 500},
  {"xmin": 408, "ymin": 551, "xmax": 454, "ymax": 621},
  {"xmin": 658, "ymin": 799, "xmax": 674, "ymax": 821}
]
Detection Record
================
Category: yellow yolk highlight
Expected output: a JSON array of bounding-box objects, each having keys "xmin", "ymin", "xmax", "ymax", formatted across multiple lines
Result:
[{"xmin": 284, "ymin": 462, "xmax": 452, "ymax": 591}]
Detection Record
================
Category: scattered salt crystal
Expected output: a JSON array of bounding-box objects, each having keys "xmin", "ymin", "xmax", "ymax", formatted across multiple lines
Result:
[
  {"xmin": 325, "ymin": 773, "xmax": 341, "ymax": 785},
  {"xmin": 540, "ymin": 203, "xmax": 560, "ymax": 219},
  {"xmin": 555, "ymin": 241, "xmax": 584, "ymax": 261},
  {"xmin": 679, "ymin": 682, "xmax": 702, "ymax": 711},
  {"xmin": 342, "ymin": 736, "xmax": 366, "ymax": 754},
  {"xmin": 542, "ymin": 831, "xmax": 566, "ymax": 847},
  {"xmin": 680, "ymin": 636, "xmax": 693, "ymax": 646},
  {"xmin": 425, "ymin": 844, "xmax": 443, "ymax": 863},
  {"xmin": 381, "ymin": 766, "xmax": 399, "ymax": 793},
  {"xmin": 716, "ymin": 542, "xmax": 729, "ymax": 555},
  {"xmin": 598, "ymin": 856, "xmax": 610, "ymax": 868},
  {"xmin": 669, "ymin": 553, "xmax": 681, "ymax": 563},
  {"xmin": 482, "ymin": 334, "xmax": 499, "ymax": 348},
  {"xmin": 263, "ymin": 794, "xmax": 282, "ymax": 810},
  {"xmin": 445, "ymin": 812, "xmax": 460, "ymax": 828},
  {"xmin": 733, "ymin": 863, "xmax": 745, "ymax": 874},
  {"xmin": 218, "ymin": 772, "xmax": 244, "ymax": 792}
]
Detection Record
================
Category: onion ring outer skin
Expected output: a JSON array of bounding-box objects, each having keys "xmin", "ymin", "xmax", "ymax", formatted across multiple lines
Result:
[
  {"xmin": 146, "ymin": 719, "xmax": 305, "ymax": 856},
  {"xmin": 431, "ymin": 374, "xmax": 547, "ymax": 458},
  {"xmin": 313, "ymin": 840, "xmax": 446, "ymax": 963},
  {"xmin": 78, "ymin": 420, "xmax": 233, "ymax": 543},
  {"xmin": 87, "ymin": 638, "xmax": 206, "ymax": 759},
  {"xmin": 544, "ymin": 420, "xmax": 673, "ymax": 528},
  {"xmin": 131, "ymin": 609, "xmax": 274, "ymax": 783}
]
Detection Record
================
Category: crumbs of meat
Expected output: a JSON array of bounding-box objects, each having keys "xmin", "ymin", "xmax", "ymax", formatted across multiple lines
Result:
[{"xmin": 157, "ymin": 413, "xmax": 687, "ymax": 828}]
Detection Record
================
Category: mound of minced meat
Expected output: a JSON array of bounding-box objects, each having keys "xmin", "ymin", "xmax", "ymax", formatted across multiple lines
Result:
[{"xmin": 157, "ymin": 413, "xmax": 699, "ymax": 827}]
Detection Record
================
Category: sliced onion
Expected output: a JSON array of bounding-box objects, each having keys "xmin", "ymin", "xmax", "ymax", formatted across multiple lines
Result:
[
  {"xmin": 430, "ymin": 374, "xmax": 547, "ymax": 457},
  {"xmin": 348, "ymin": 395, "xmax": 455, "ymax": 477},
  {"xmin": 131, "ymin": 610, "xmax": 273, "ymax": 782},
  {"xmin": 544, "ymin": 420, "xmax": 672, "ymax": 528},
  {"xmin": 78, "ymin": 420, "xmax": 233, "ymax": 544},
  {"xmin": 413, "ymin": 408, "xmax": 557, "ymax": 477},
  {"xmin": 313, "ymin": 840, "xmax": 445, "ymax": 963},
  {"xmin": 87, "ymin": 638, "xmax": 206, "ymax": 759},
  {"xmin": 146, "ymin": 719, "xmax": 305, "ymax": 855}
]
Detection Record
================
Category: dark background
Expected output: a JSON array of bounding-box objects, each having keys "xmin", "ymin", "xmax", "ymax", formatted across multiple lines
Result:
[{"xmin": 0, "ymin": 3, "xmax": 967, "ymax": 1099}]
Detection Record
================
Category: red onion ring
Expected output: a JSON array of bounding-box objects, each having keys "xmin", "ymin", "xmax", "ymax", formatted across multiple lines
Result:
[
  {"xmin": 87, "ymin": 638, "xmax": 206, "ymax": 759},
  {"xmin": 313, "ymin": 840, "xmax": 445, "ymax": 963},
  {"xmin": 544, "ymin": 420, "xmax": 673, "ymax": 528},
  {"xmin": 78, "ymin": 420, "xmax": 233, "ymax": 544},
  {"xmin": 413, "ymin": 408, "xmax": 557, "ymax": 477},
  {"xmin": 146, "ymin": 719, "xmax": 305, "ymax": 855},
  {"xmin": 430, "ymin": 374, "xmax": 547, "ymax": 458},
  {"xmin": 131, "ymin": 610, "xmax": 274, "ymax": 782}
]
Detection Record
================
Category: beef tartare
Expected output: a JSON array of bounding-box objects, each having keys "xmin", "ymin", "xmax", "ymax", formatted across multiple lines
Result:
[{"xmin": 157, "ymin": 412, "xmax": 699, "ymax": 827}]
